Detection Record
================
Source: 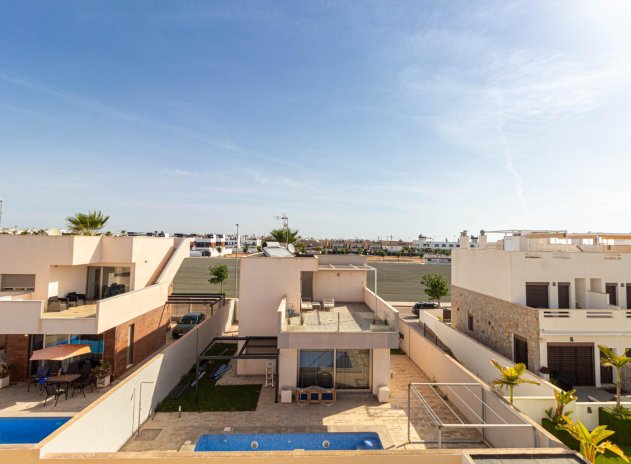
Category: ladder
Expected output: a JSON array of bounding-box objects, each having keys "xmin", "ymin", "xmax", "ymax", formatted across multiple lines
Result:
[{"xmin": 265, "ymin": 360, "xmax": 275, "ymax": 387}]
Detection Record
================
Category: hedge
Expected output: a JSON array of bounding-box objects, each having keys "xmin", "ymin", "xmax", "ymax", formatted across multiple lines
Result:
[
  {"xmin": 599, "ymin": 408, "xmax": 631, "ymax": 445},
  {"xmin": 541, "ymin": 418, "xmax": 580, "ymax": 451}
]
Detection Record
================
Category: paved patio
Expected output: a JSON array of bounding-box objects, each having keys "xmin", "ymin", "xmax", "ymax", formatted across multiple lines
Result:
[
  {"xmin": 286, "ymin": 303, "xmax": 391, "ymax": 332},
  {"xmin": 0, "ymin": 379, "xmax": 112, "ymax": 416},
  {"xmin": 121, "ymin": 355, "xmax": 481, "ymax": 452}
]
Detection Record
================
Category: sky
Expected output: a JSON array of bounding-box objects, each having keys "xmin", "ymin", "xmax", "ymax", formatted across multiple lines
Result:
[{"xmin": 1, "ymin": 1, "xmax": 631, "ymax": 240}]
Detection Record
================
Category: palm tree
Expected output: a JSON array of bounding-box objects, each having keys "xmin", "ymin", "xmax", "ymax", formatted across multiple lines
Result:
[
  {"xmin": 269, "ymin": 228, "xmax": 300, "ymax": 244},
  {"xmin": 562, "ymin": 416, "xmax": 628, "ymax": 463},
  {"xmin": 599, "ymin": 345, "xmax": 631, "ymax": 414},
  {"xmin": 490, "ymin": 360, "xmax": 540, "ymax": 403},
  {"xmin": 66, "ymin": 211, "xmax": 109, "ymax": 236}
]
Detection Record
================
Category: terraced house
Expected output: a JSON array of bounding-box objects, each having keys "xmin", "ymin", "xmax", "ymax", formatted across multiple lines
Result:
[
  {"xmin": 452, "ymin": 230, "xmax": 631, "ymax": 390},
  {"xmin": 0, "ymin": 234, "xmax": 190, "ymax": 380}
]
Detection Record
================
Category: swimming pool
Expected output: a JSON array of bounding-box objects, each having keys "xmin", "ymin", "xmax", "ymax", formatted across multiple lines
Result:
[
  {"xmin": 0, "ymin": 417, "xmax": 70, "ymax": 444},
  {"xmin": 194, "ymin": 432, "xmax": 383, "ymax": 452}
]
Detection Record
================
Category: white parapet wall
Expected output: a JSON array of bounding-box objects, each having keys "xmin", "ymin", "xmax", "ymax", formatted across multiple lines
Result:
[
  {"xmin": 418, "ymin": 311, "xmax": 557, "ymax": 397},
  {"xmin": 399, "ymin": 319, "xmax": 562, "ymax": 449},
  {"xmin": 38, "ymin": 299, "xmax": 235, "ymax": 456}
]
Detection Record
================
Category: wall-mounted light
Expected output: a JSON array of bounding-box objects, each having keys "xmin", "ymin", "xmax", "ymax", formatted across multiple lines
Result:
[
  {"xmin": 622, "ymin": 283, "xmax": 625, "ymax": 288},
  {"xmin": 552, "ymin": 282, "xmax": 556, "ymax": 286},
  {"xmin": 570, "ymin": 337, "xmax": 574, "ymax": 342}
]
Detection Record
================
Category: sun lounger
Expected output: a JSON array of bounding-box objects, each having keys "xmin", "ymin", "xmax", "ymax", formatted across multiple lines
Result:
[
  {"xmin": 323, "ymin": 298, "xmax": 335, "ymax": 311},
  {"xmin": 210, "ymin": 364, "xmax": 232, "ymax": 382}
]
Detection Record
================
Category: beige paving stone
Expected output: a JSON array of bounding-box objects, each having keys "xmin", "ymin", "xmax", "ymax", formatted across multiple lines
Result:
[{"xmin": 122, "ymin": 355, "xmax": 482, "ymax": 452}]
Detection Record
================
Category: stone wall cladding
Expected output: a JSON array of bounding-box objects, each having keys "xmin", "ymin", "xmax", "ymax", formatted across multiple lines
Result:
[{"xmin": 451, "ymin": 285, "xmax": 541, "ymax": 372}]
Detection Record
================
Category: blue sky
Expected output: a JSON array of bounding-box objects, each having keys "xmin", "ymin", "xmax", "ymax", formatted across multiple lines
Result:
[{"xmin": 1, "ymin": 1, "xmax": 630, "ymax": 239}]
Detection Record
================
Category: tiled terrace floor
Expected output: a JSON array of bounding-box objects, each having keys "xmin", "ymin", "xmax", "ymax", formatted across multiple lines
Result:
[
  {"xmin": 122, "ymin": 355, "xmax": 481, "ymax": 452},
  {"xmin": 42, "ymin": 304, "xmax": 97, "ymax": 318},
  {"xmin": 0, "ymin": 379, "xmax": 111, "ymax": 416},
  {"xmin": 285, "ymin": 303, "xmax": 391, "ymax": 332}
]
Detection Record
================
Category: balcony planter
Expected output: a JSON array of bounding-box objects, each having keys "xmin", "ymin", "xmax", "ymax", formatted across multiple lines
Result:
[
  {"xmin": 93, "ymin": 361, "xmax": 113, "ymax": 389},
  {"xmin": 541, "ymin": 418, "xmax": 579, "ymax": 450},
  {"xmin": 0, "ymin": 362, "xmax": 14, "ymax": 389}
]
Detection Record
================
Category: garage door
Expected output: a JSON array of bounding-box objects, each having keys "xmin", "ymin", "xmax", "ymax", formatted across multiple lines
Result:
[{"xmin": 547, "ymin": 344, "xmax": 594, "ymax": 387}]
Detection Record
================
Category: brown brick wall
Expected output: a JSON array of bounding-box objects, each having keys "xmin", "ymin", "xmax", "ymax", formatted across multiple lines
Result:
[
  {"xmin": 6, "ymin": 335, "xmax": 30, "ymax": 381},
  {"xmin": 451, "ymin": 285, "xmax": 541, "ymax": 372},
  {"xmin": 106, "ymin": 303, "xmax": 171, "ymax": 378}
]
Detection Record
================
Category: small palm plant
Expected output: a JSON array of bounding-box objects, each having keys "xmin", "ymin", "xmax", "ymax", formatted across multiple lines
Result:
[
  {"xmin": 562, "ymin": 416, "xmax": 628, "ymax": 463},
  {"xmin": 546, "ymin": 389, "xmax": 577, "ymax": 425},
  {"xmin": 599, "ymin": 345, "xmax": 631, "ymax": 417},
  {"xmin": 66, "ymin": 211, "xmax": 109, "ymax": 236},
  {"xmin": 490, "ymin": 360, "xmax": 540, "ymax": 403}
]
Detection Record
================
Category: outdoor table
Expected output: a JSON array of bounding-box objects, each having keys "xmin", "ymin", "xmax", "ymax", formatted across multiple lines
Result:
[
  {"xmin": 46, "ymin": 374, "xmax": 81, "ymax": 399},
  {"xmin": 312, "ymin": 302, "xmax": 322, "ymax": 311}
]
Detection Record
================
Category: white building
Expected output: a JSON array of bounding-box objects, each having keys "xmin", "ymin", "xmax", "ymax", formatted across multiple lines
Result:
[
  {"xmin": 452, "ymin": 230, "xmax": 631, "ymax": 389},
  {"xmin": 236, "ymin": 246, "xmax": 399, "ymax": 399},
  {"xmin": 413, "ymin": 233, "xmax": 479, "ymax": 251}
]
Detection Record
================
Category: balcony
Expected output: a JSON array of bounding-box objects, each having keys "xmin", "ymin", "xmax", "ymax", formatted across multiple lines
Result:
[
  {"xmin": 539, "ymin": 308, "xmax": 631, "ymax": 335},
  {"xmin": 276, "ymin": 288, "xmax": 400, "ymax": 350},
  {"xmin": 284, "ymin": 302, "xmax": 392, "ymax": 333}
]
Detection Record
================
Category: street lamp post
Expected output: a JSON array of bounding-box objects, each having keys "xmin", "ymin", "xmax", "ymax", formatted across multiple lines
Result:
[{"xmin": 235, "ymin": 223, "xmax": 239, "ymax": 299}]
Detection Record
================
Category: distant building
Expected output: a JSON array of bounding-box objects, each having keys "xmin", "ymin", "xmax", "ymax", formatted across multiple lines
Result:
[{"xmin": 413, "ymin": 234, "xmax": 479, "ymax": 251}]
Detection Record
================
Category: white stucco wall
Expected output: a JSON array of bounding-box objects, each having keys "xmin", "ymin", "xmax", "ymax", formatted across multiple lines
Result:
[
  {"xmin": 312, "ymin": 270, "xmax": 366, "ymax": 302},
  {"xmin": 453, "ymin": 248, "xmax": 631, "ymax": 308},
  {"xmin": 371, "ymin": 348, "xmax": 390, "ymax": 395}
]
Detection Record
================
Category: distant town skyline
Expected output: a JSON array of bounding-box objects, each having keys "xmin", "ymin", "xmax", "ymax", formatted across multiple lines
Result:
[{"xmin": 2, "ymin": 1, "xmax": 631, "ymax": 238}]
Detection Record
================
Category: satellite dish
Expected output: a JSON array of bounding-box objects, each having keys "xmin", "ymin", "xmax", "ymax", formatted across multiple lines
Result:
[{"xmin": 288, "ymin": 243, "xmax": 296, "ymax": 254}]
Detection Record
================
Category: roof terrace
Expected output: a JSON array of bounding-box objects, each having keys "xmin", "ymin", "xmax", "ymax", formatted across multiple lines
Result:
[{"xmin": 285, "ymin": 302, "xmax": 392, "ymax": 333}]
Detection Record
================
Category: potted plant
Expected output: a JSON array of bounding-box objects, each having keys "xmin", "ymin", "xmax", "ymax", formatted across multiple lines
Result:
[
  {"xmin": 539, "ymin": 366, "xmax": 550, "ymax": 380},
  {"xmin": 0, "ymin": 361, "xmax": 14, "ymax": 388},
  {"xmin": 93, "ymin": 361, "xmax": 112, "ymax": 388}
]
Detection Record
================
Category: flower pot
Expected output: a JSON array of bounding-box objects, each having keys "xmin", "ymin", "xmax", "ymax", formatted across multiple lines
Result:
[
  {"xmin": 0, "ymin": 376, "xmax": 9, "ymax": 388},
  {"xmin": 96, "ymin": 375, "xmax": 111, "ymax": 389}
]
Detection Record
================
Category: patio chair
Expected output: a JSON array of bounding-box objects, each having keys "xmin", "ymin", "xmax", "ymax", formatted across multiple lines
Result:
[
  {"xmin": 43, "ymin": 383, "xmax": 66, "ymax": 407},
  {"xmin": 300, "ymin": 297, "xmax": 313, "ymax": 311},
  {"xmin": 71, "ymin": 373, "xmax": 95, "ymax": 398},
  {"xmin": 66, "ymin": 292, "xmax": 86, "ymax": 307},
  {"xmin": 323, "ymin": 298, "xmax": 335, "ymax": 312},
  {"xmin": 28, "ymin": 365, "xmax": 50, "ymax": 392}
]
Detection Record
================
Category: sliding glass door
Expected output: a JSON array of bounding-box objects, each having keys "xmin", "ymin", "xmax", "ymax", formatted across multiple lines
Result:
[
  {"xmin": 86, "ymin": 266, "xmax": 130, "ymax": 300},
  {"xmin": 298, "ymin": 349, "xmax": 370, "ymax": 390}
]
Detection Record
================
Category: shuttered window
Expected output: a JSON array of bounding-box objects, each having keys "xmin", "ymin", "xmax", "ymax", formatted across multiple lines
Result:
[
  {"xmin": 547, "ymin": 345, "xmax": 595, "ymax": 386},
  {"xmin": 526, "ymin": 282, "xmax": 549, "ymax": 308},
  {"xmin": 1, "ymin": 274, "xmax": 35, "ymax": 290},
  {"xmin": 513, "ymin": 336, "xmax": 528, "ymax": 368}
]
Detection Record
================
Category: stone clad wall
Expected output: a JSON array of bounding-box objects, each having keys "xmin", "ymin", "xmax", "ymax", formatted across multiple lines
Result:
[{"xmin": 451, "ymin": 285, "xmax": 541, "ymax": 372}]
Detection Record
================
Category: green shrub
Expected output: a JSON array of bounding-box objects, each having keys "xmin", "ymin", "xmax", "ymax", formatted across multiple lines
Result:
[
  {"xmin": 600, "ymin": 407, "xmax": 631, "ymax": 445},
  {"xmin": 541, "ymin": 418, "xmax": 580, "ymax": 451}
]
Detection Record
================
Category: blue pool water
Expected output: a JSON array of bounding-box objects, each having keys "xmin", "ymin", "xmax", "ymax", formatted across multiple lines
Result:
[
  {"xmin": 194, "ymin": 432, "xmax": 383, "ymax": 452},
  {"xmin": 0, "ymin": 417, "xmax": 70, "ymax": 444}
]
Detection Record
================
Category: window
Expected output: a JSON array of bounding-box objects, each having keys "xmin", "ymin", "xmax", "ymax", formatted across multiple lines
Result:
[
  {"xmin": 558, "ymin": 283, "xmax": 570, "ymax": 309},
  {"xmin": 526, "ymin": 283, "xmax": 549, "ymax": 308},
  {"xmin": 467, "ymin": 314, "xmax": 474, "ymax": 331},
  {"xmin": 606, "ymin": 284, "xmax": 617, "ymax": 306},
  {"xmin": 298, "ymin": 349, "xmax": 370, "ymax": 390},
  {"xmin": 1, "ymin": 274, "xmax": 35, "ymax": 291},
  {"xmin": 127, "ymin": 324, "xmax": 135, "ymax": 367},
  {"xmin": 87, "ymin": 266, "xmax": 130, "ymax": 300},
  {"xmin": 513, "ymin": 335, "xmax": 528, "ymax": 368}
]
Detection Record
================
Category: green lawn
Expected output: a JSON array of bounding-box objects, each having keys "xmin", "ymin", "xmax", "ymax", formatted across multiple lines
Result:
[
  {"xmin": 173, "ymin": 257, "xmax": 240, "ymax": 297},
  {"xmin": 366, "ymin": 262, "xmax": 451, "ymax": 302},
  {"xmin": 156, "ymin": 343, "xmax": 262, "ymax": 412}
]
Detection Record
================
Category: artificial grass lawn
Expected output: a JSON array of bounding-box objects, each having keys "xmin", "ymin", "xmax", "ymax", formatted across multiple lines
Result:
[{"xmin": 156, "ymin": 342, "xmax": 263, "ymax": 412}]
